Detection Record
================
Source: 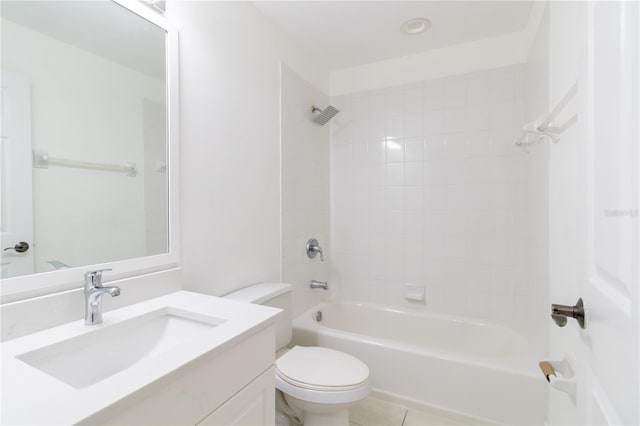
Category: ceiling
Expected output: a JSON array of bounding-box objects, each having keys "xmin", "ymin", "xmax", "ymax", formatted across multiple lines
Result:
[
  {"xmin": 253, "ymin": 1, "xmax": 533, "ymax": 70},
  {"xmin": 1, "ymin": 1, "xmax": 166, "ymax": 80}
]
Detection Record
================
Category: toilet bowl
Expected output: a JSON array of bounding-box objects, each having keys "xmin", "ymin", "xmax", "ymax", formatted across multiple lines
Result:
[
  {"xmin": 275, "ymin": 346, "xmax": 371, "ymax": 426},
  {"xmin": 224, "ymin": 283, "xmax": 371, "ymax": 426}
]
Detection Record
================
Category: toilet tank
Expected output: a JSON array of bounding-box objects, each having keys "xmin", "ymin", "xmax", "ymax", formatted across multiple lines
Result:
[{"xmin": 224, "ymin": 283, "xmax": 292, "ymax": 352}]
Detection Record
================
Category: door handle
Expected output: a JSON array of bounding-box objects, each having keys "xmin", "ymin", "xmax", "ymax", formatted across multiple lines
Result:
[
  {"xmin": 3, "ymin": 241, "xmax": 29, "ymax": 253},
  {"xmin": 551, "ymin": 298, "xmax": 585, "ymax": 329}
]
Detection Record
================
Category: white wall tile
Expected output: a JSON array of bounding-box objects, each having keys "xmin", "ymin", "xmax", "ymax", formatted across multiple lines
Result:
[
  {"xmin": 490, "ymin": 69, "xmax": 515, "ymax": 102},
  {"xmin": 490, "ymin": 101, "xmax": 515, "ymax": 129},
  {"xmin": 386, "ymin": 139, "xmax": 404, "ymax": 163},
  {"xmin": 404, "ymin": 257, "xmax": 424, "ymax": 283},
  {"xmin": 330, "ymin": 64, "xmax": 547, "ymax": 341},
  {"xmin": 386, "ymin": 210, "xmax": 404, "ymax": 235},
  {"xmin": 352, "ymin": 143, "xmax": 368, "ymax": 164},
  {"xmin": 445, "ymin": 79, "xmax": 467, "ymax": 108},
  {"xmin": 423, "ymin": 81, "xmax": 445, "ymax": 111},
  {"xmin": 423, "ymin": 184, "xmax": 465, "ymax": 210},
  {"xmin": 424, "ymin": 159, "xmax": 466, "ymax": 185},
  {"xmin": 404, "ymin": 137, "xmax": 424, "ymax": 162},
  {"xmin": 386, "ymin": 116, "xmax": 404, "ymax": 139},
  {"xmin": 404, "ymin": 163, "xmax": 423, "ymax": 187},
  {"xmin": 404, "ymin": 186, "xmax": 423, "ymax": 210},
  {"xmin": 404, "ymin": 209, "xmax": 424, "ymax": 235},
  {"xmin": 467, "ymin": 131, "xmax": 492, "ymax": 158},
  {"xmin": 386, "ymin": 87, "xmax": 404, "ymax": 116},
  {"xmin": 404, "ymin": 83, "xmax": 423, "ymax": 114},
  {"xmin": 368, "ymin": 163, "xmax": 386, "ymax": 186},
  {"xmin": 386, "ymin": 163, "xmax": 404, "ymax": 186},
  {"xmin": 404, "ymin": 113, "xmax": 423, "ymax": 138},
  {"xmin": 423, "ymin": 110, "xmax": 444, "ymax": 135},
  {"xmin": 332, "ymin": 122, "xmax": 352, "ymax": 145},
  {"xmin": 369, "ymin": 91, "xmax": 386, "ymax": 118},
  {"xmin": 386, "ymin": 186, "xmax": 404, "ymax": 210},
  {"xmin": 352, "ymin": 119, "xmax": 369, "ymax": 142},
  {"xmin": 404, "ymin": 236, "xmax": 423, "ymax": 260},
  {"xmin": 444, "ymin": 133, "xmax": 468, "ymax": 159},
  {"xmin": 368, "ymin": 140, "xmax": 386, "ymax": 163},
  {"xmin": 368, "ymin": 118, "xmax": 387, "ymax": 141},
  {"xmin": 444, "ymin": 107, "xmax": 467, "ymax": 133},
  {"xmin": 424, "ymin": 135, "xmax": 447, "ymax": 161},
  {"xmin": 466, "ymin": 76, "xmax": 490, "ymax": 105},
  {"xmin": 466, "ymin": 104, "xmax": 491, "ymax": 131},
  {"xmin": 332, "ymin": 144, "xmax": 352, "ymax": 168},
  {"xmin": 424, "ymin": 210, "xmax": 465, "ymax": 236}
]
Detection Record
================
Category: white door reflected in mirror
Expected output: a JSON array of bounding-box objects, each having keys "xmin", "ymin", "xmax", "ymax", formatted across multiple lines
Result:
[
  {"xmin": 0, "ymin": 0, "xmax": 169, "ymax": 279},
  {"xmin": 0, "ymin": 71, "xmax": 34, "ymax": 278}
]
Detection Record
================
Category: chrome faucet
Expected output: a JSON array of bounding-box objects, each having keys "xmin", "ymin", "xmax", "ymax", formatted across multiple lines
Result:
[
  {"xmin": 84, "ymin": 269, "xmax": 120, "ymax": 325},
  {"xmin": 306, "ymin": 238, "xmax": 324, "ymax": 262},
  {"xmin": 310, "ymin": 280, "xmax": 328, "ymax": 290}
]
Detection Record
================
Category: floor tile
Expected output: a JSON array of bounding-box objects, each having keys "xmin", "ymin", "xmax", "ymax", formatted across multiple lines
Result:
[
  {"xmin": 349, "ymin": 396, "xmax": 408, "ymax": 426},
  {"xmin": 402, "ymin": 408, "xmax": 463, "ymax": 426}
]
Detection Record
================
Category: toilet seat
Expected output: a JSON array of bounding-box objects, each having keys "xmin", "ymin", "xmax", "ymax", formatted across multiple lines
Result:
[{"xmin": 275, "ymin": 346, "xmax": 371, "ymax": 404}]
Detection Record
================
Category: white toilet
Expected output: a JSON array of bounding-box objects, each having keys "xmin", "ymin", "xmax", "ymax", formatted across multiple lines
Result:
[{"xmin": 225, "ymin": 283, "xmax": 371, "ymax": 426}]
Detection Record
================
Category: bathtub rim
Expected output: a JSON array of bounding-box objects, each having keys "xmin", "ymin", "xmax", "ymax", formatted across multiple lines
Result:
[{"xmin": 293, "ymin": 299, "xmax": 541, "ymax": 379}]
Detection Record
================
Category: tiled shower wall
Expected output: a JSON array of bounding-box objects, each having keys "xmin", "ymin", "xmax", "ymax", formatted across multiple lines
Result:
[{"xmin": 330, "ymin": 65, "xmax": 546, "ymax": 344}]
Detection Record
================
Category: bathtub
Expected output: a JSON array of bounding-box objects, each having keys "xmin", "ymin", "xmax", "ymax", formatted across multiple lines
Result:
[{"xmin": 292, "ymin": 301, "xmax": 546, "ymax": 425}]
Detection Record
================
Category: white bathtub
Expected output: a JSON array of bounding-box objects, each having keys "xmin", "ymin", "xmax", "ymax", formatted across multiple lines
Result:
[{"xmin": 292, "ymin": 301, "xmax": 546, "ymax": 425}]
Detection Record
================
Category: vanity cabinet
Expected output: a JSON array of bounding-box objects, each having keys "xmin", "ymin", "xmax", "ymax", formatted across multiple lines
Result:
[
  {"xmin": 81, "ymin": 325, "xmax": 276, "ymax": 426},
  {"xmin": 198, "ymin": 367, "xmax": 274, "ymax": 425}
]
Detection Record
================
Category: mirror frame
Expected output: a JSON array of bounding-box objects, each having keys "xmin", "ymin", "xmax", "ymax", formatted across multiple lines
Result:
[{"xmin": 0, "ymin": 0, "xmax": 180, "ymax": 303}]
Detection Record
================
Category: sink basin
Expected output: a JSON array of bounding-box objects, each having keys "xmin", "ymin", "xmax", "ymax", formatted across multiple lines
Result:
[{"xmin": 17, "ymin": 307, "xmax": 225, "ymax": 388}]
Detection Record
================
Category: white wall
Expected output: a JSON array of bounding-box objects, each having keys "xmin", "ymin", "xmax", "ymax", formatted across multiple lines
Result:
[
  {"xmin": 1, "ymin": 19, "xmax": 165, "ymax": 273},
  {"xmin": 142, "ymin": 100, "xmax": 168, "ymax": 254},
  {"xmin": 328, "ymin": 63, "xmax": 554, "ymax": 344},
  {"xmin": 168, "ymin": 2, "xmax": 329, "ymax": 297},
  {"xmin": 522, "ymin": 2, "xmax": 550, "ymax": 368},
  {"xmin": 281, "ymin": 65, "xmax": 331, "ymax": 317},
  {"xmin": 330, "ymin": 31, "xmax": 527, "ymax": 96}
]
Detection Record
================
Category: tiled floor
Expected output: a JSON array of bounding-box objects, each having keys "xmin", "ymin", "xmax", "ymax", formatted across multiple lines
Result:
[{"xmin": 348, "ymin": 396, "xmax": 465, "ymax": 426}]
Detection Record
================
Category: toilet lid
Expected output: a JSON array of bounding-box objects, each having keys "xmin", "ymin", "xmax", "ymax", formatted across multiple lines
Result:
[{"xmin": 276, "ymin": 346, "xmax": 369, "ymax": 390}]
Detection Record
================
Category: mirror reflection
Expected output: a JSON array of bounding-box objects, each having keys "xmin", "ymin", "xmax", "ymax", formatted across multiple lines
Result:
[{"xmin": 1, "ymin": 1, "xmax": 168, "ymax": 279}]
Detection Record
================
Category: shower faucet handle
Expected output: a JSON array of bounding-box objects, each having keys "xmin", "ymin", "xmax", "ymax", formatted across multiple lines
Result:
[
  {"xmin": 551, "ymin": 298, "xmax": 585, "ymax": 329},
  {"xmin": 306, "ymin": 238, "xmax": 324, "ymax": 262}
]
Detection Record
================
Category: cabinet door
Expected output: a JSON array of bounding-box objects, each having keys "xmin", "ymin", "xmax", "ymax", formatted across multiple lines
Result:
[{"xmin": 198, "ymin": 367, "xmax": 275, "ymax": 426}]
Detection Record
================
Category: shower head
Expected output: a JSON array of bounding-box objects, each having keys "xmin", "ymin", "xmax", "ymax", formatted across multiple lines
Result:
[{"xmin": 311, "ymin": 105, "xmax": 339, "ymax": 126}]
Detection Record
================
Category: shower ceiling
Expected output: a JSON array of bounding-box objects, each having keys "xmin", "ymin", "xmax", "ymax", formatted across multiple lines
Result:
[{"xmin": 252, "ymin": 1, "xmax": 533, "ymax": 70}]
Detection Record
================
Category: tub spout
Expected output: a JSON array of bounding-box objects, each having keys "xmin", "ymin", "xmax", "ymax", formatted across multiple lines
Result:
[{"xmin": 310, "ymin": 280, "xmax": 328, "ymax": 290}]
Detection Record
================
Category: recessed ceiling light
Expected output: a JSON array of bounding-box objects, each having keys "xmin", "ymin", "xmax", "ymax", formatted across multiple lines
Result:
[{"xmin": 401, "ymin": 18, "xmax": 431, "ymax": 35}]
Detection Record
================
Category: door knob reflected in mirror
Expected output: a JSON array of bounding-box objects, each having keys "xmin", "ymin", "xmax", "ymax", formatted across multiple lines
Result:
[
  {"xmin": 3, "ymin": 242, "xmax": 29, "ymax": 253},
  {"xmin": 551, "ymin": 298, "xmax": 585, "ymax": 329}
]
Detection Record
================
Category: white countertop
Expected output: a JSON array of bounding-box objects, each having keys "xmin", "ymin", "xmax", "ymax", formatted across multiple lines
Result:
[{"xmin": 1, "ymin": 291, "xmax": 280, "ymax": 425}]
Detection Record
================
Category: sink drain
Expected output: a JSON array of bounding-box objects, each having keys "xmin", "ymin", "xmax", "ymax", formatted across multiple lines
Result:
[{"xmin": 315, "ymin": 311, "xmax": 323, "ymax": 322}]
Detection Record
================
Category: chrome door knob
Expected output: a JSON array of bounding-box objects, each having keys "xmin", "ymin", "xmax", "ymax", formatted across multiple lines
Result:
[
  {"xmin": 551, "ymin": 298, "xmax": 585, "ymax": 329},
  {"xmin": 3, "ymin": 241, "xmax": 29, "ymax": 253}
]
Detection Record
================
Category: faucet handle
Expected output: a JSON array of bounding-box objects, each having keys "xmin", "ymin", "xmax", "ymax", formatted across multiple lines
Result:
[
  {"xmin": 306, "ymin": 238, "xmax": 324, "ymax": 262},
  {"xmin": 84, "ymin": 268, "xmax": 112, "ymax": 287}
]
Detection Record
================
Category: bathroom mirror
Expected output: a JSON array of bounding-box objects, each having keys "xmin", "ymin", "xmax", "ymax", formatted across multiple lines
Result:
[{"xmin": 0, "ymin": 0, "xmax": 179, "ymax": 301}]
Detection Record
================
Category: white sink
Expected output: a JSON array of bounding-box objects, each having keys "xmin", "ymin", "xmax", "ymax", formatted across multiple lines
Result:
[{"xmin": 17, "ymin": 307, "xmax": 225, "ymax": 388}]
